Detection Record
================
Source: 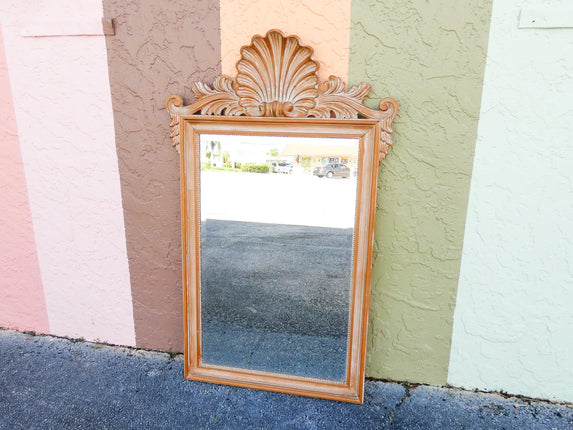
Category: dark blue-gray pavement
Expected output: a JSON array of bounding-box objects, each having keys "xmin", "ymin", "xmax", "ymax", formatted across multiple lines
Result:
[{"xmin": 1, "ymin": 329, "xmax": 571, "ymax": 429}]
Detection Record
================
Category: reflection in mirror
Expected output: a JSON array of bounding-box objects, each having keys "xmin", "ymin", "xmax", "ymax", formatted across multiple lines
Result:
[{"xmin": 199, "ymin": 134, "xmax": 359, "ymax": 381}]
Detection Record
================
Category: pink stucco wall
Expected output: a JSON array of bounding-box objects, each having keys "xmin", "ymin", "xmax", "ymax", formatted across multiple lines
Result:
[
  {"xmin": 0, "ymin": 1, "xmax": 135, "ymax": 345},
  {"xmin": 0, "ymin": 24, "xmax": 49, "ymax": 333}
]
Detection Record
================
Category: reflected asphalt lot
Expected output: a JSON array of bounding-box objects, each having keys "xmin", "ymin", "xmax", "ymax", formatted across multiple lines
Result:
[
  {"xmin": 201, "ymin": 220, "xmax": 353, "ymax": 337},
  {"xmin": 201, "ymin": 219, "xmax": 352, "ymax": 381}
]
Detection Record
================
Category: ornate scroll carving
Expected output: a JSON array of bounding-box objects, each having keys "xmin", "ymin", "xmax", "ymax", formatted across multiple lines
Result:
[{"xmin": 166, "ymin": 30, "xmax": 398, "ymax": 160}]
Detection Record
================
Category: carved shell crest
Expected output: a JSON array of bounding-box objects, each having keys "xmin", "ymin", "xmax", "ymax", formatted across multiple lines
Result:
[
  {"xmin": 236, "ymin": 31, "xmax": 319, "ymax": 117},
  {"xmin": 166, "ymin": 29, "xmax": 398, "ymax": 159}
]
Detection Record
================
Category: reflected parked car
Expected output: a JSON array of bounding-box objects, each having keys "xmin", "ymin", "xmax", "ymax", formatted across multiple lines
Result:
[
  {"xmin": 312, "ymin": 163, "xmax": 350, "ymax": 178},
  {"xmin": 274, "ymin": 162, "xmax": 293, "ymax": 174}
]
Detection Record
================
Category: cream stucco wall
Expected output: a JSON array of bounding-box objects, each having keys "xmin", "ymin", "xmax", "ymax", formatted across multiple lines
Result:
[{"xmin": 449, "ymin": 0, "xmax": 573, "ymax": 402}]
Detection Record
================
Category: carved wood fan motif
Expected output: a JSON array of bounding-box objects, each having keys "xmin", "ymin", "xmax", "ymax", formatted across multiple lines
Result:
[{"xmin": 166, "ymin": 30, "xmax": 398, "ymax": 159}]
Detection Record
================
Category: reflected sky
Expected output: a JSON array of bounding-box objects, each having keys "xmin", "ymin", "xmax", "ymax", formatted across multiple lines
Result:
[{"xmin": 200, "ymin": 134, "xmax": 359, "ymax": 229}]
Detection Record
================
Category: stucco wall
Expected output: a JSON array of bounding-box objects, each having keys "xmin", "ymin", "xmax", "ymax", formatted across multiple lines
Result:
[
  {"xmin": 349, "ymin": 0, "xmax": 493, "ymax": 385},
  {"xmin": 0, "ymin": 23, "xmax": 48, "ymax": 333},
  {"xmin": 102, "ymin": 0, "xmax": 221, "ymax": 351},
  {"xmin": 0, "ymin": 0, "xmax": 135, "ymax": 345},
  {"xmin": 449, "ymin": 0, "xmax": 573, "ymax": 402},
  {"xmin": 220, "ymin": 0, "xmax": 351, "ymax": 82},
  {"xmin": 2, "ymin": 0, "xmax": 571, "ymax": 403}
]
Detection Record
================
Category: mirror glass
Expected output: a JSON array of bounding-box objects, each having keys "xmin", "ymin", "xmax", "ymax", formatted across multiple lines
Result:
[{"xmin": 199, "ymin": 133, "xmax": 359, "ymax": 381}]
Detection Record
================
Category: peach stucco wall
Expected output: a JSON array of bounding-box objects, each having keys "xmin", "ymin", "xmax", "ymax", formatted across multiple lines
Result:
[
  {"xmin": 0, "ymin": 24, "xmax": 49, "ymax": 333},
  {"xmin": 220, "ymin": 0, "xmax": 351, "ymax": 83},
  {"xmin": 0, "ymin": 1, "xmax": 135, "ymax": 345}
]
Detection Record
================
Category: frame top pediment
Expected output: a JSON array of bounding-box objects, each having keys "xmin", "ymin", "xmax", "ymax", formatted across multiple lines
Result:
[{"xmin": 166, "ymin": 29, "xmax": 398, "ymax": 160}]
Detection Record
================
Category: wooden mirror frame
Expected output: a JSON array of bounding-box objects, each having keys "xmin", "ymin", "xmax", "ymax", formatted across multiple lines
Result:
[{"xmin": 166, "ymin": 30, "xmax": 398, "ymax": 403}]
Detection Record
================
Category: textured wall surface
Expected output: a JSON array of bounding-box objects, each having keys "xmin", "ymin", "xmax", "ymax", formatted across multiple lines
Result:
[
  {"xmin": 349, "ymin": 0, "xmax": 493, "ymax": 384},
  {"xmin": 0, "ymin": 24, "xmax": 49, "ymax": 333},
  {"xmin": 2, "ymin": 0, "xmax": 569, "ymax": 403},
  {"xmin": 449, "ymin": 0, "xmax": 573, "ymax": 403},
  {"xmin": 220, "ymin": 0, "xmax": 351, "ymax": 82},
  {"xmin": 0, "ymin": 1, "xmax": 135, "ymax": 345},
  {"xmin": 102, "ymin": 0, "xmax": 221, "ymax": 351}
]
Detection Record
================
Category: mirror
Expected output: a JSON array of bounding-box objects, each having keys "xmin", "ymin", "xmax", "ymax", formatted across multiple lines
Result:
[
  {"xmin": 200, "ymin": 133, "xmax": 358, "ymax": 382},
  {"xmin": 166, "ymin": 30, "xmax": 397, "ymax": 403}
]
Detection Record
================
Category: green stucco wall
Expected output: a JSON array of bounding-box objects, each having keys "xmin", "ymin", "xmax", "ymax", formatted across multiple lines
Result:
[{"xmin": 349, "ymin": 0, "xmax": 493, "ymax": 384}]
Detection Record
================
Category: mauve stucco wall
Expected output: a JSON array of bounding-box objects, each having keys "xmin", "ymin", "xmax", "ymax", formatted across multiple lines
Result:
[
  {"xmin": 449, "ymin": 0, "xmax": 573, "ymax": 403},
  {"xmin": 350, "ymin": 0, "xmax": 493, "ymax": 385},
  {"xmin": 102, "ymin": 0, "xmax": 221, "ymax": 351}
]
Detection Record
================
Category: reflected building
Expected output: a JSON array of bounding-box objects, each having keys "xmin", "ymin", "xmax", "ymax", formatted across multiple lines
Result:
[
  {"xmin": 200, "ymin": 134, "xmax": 358, "ymax": 174},
  {"xmin": 281, "ymin": 141, "xmax": 358, "ymax": 173}
]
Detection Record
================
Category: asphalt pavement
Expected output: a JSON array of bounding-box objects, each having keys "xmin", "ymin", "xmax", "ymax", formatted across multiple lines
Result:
[{"xmin": 1, "ymin": 329, "xmax": 572, "ymax": 429}]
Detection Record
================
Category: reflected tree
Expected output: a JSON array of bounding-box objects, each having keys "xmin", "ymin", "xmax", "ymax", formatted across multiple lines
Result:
[{"xmin": 205, "ymin": 141, "xmax": 221, "ymax": 166}]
